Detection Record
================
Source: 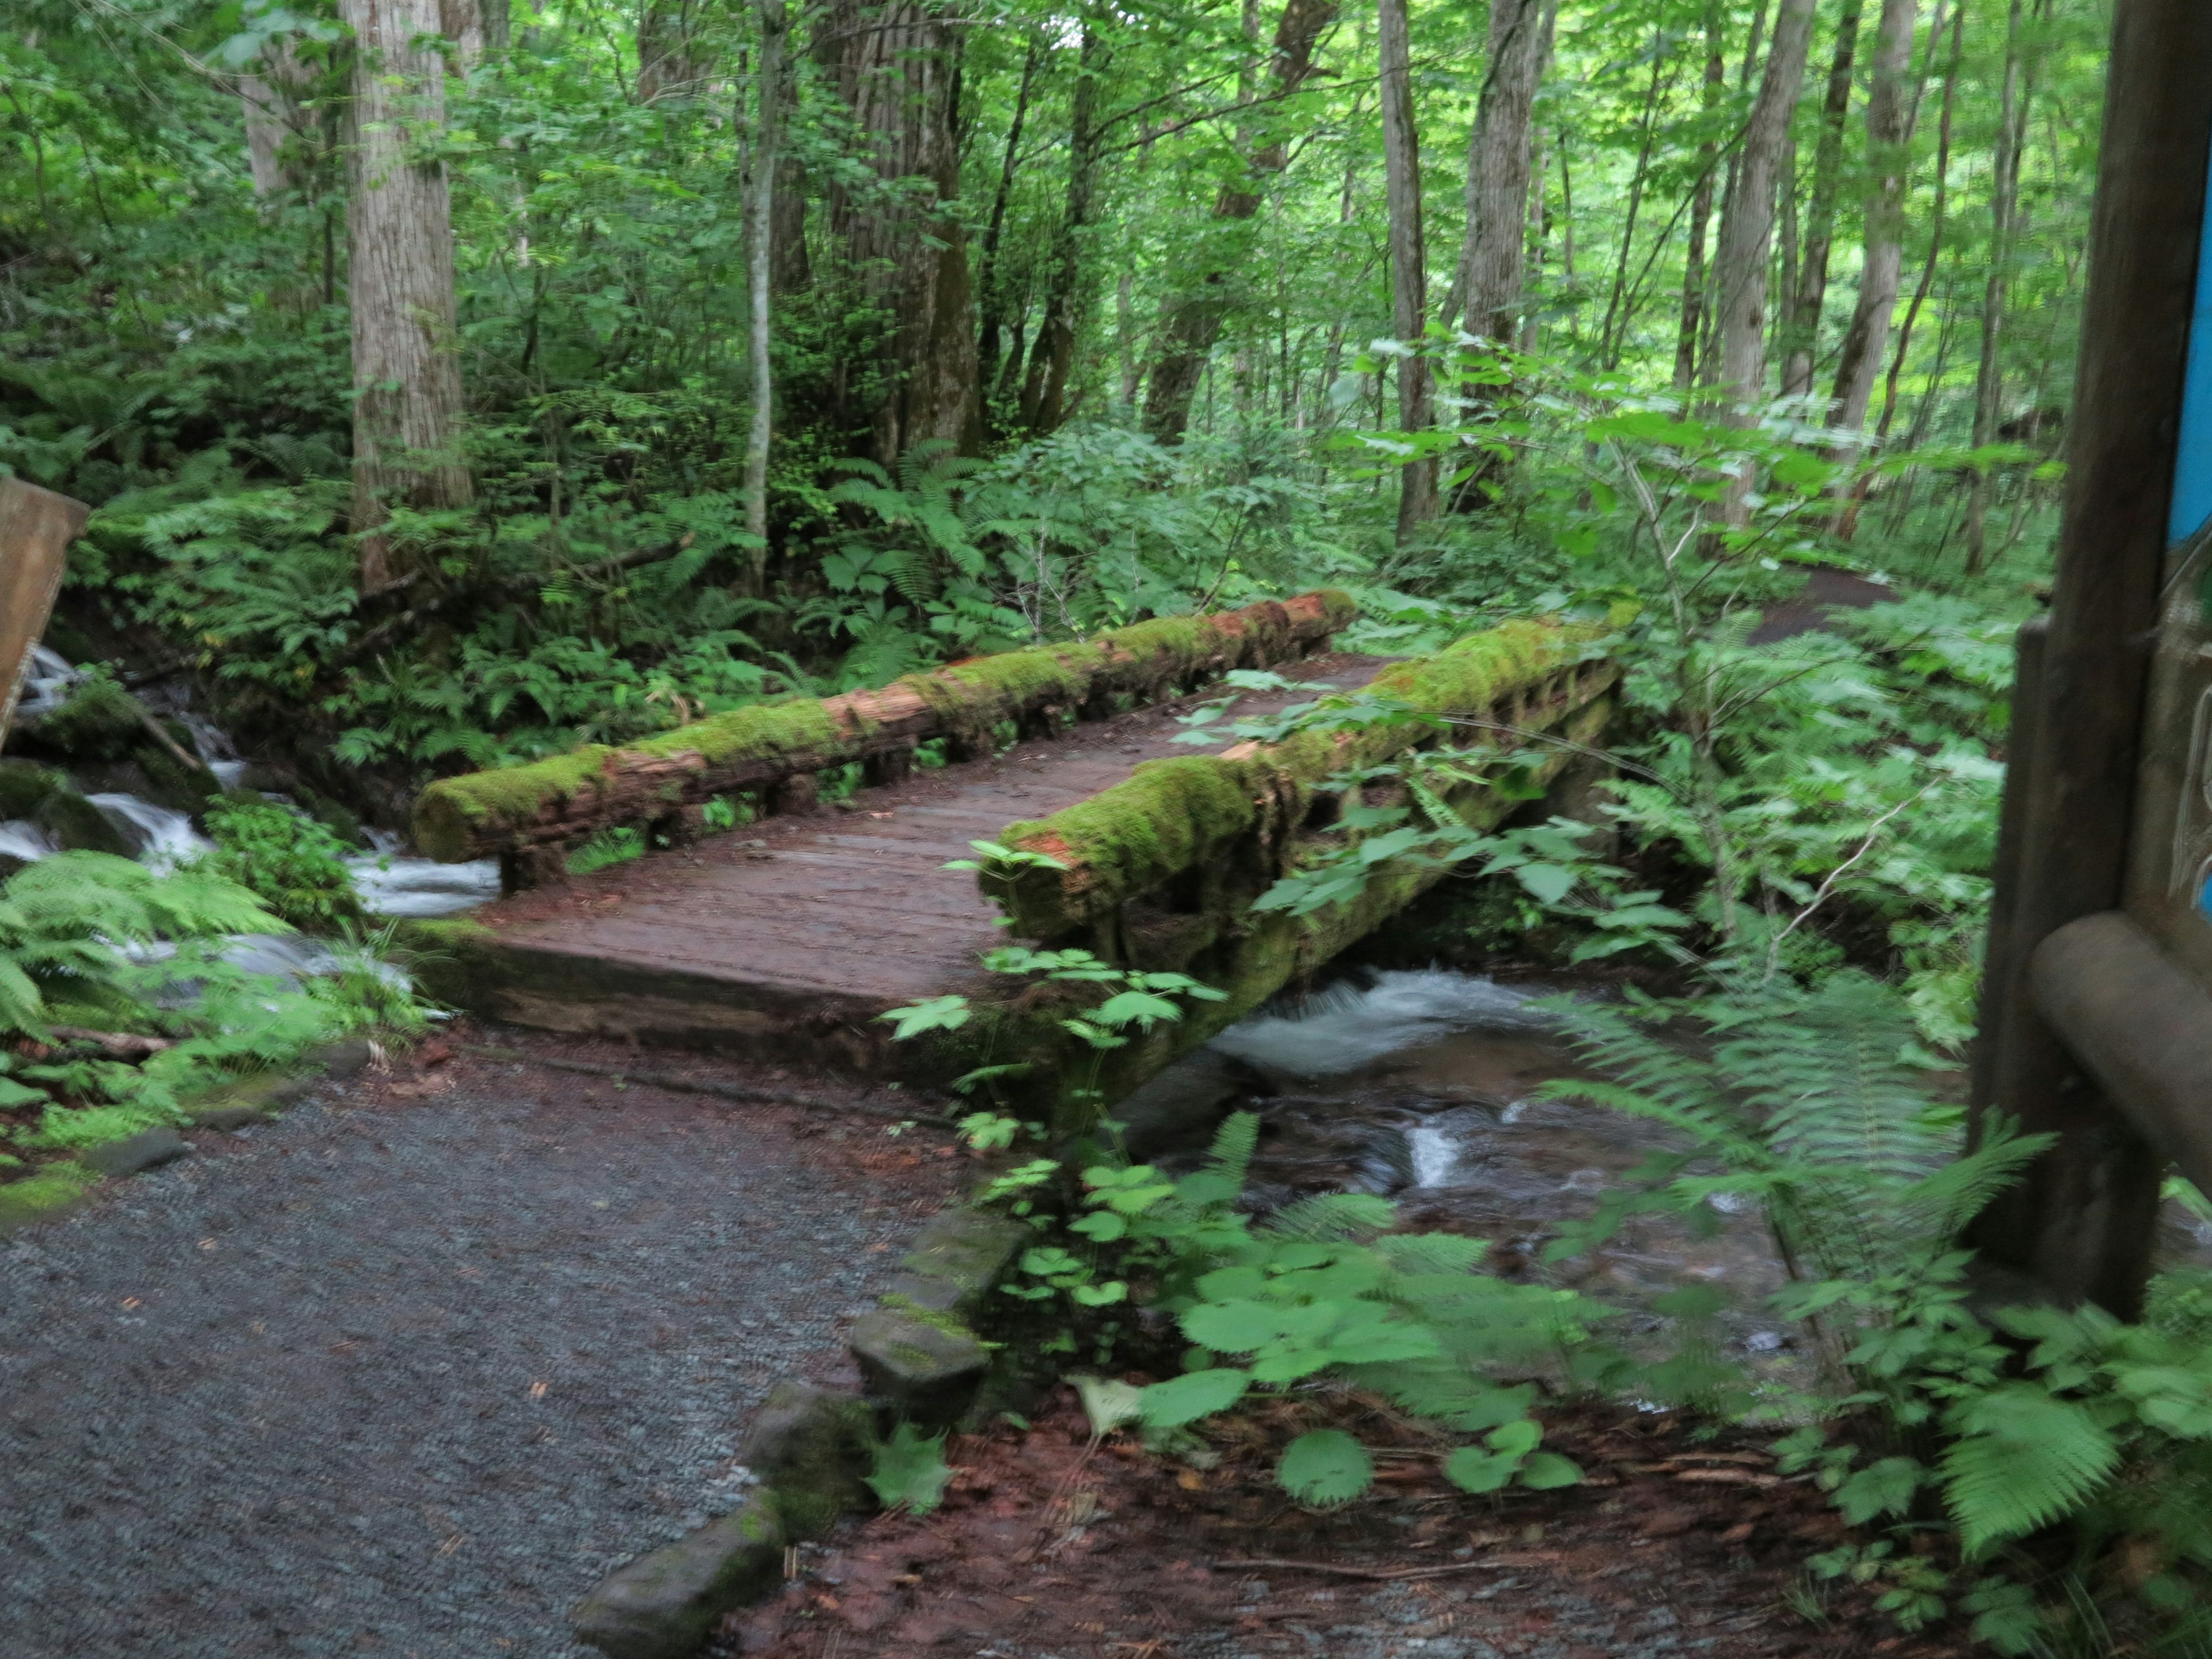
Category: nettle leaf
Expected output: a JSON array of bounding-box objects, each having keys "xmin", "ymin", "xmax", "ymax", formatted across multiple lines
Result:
[
  {"xmin": 1277, "ymin": 1430, "xmax": 1373, "ymax": 1506},
  {"xmin": 1138, "ymin": 1368, "xmax": 1252, "ymax": 1428},
  {"xmin": 1836, "ymin": 1456, "xmax": 1925, "ymax": 1525},
  {"xmin": 1183, "ymin": 1298, "xmax": 1286, "ymax": 1354}
]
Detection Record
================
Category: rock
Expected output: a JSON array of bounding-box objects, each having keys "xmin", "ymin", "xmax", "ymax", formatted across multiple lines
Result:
[
  {"xmin": 847, "ymin": 1309, "xmax": 990, "ymax": 1426},
  {"xmin": 0, "ymin": 758, "xmax": 63, "ymax": 819},
  {"xmin": 32, "ymin": 786, "xmax": 134, "ymax": 855},
  {"xmin": 736, "ymin": 1381, "xmax": 872, "ymax": 1538},
  {"xmin": 30, "ymin": 675, "xmax": 147, "ymax": 762},
  {"xmin": 1108, "ymin": 1047, "xmax": 1257, "ymax": 1160},
  {"xmin": 82, "ymin": 1128, "xmax": 193, "ymax": 1177},
  {"xmin": 187, "ymin": 1074, "xmax": 317, "ymax": 1128},
  {"xmin": 187, "ymin": 1105, "xmax": 271, "ymax": 1132},
  {"xmin": 303, "ymin": 1037, "xmax": 374, "ymax": 1080},
  {"xmin": 881, "ymin": 1207, "xmax": 1028, "ymax": 1320},
  {"xmin": 571, "ymin": 1492, "xmax": 785, "ymax": 1659}
]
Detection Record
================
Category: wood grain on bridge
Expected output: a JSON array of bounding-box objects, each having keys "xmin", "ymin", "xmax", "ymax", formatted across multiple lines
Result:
[{"xmin": 448, "ymin": 654, "xmax": 1395, "ymax": 1051}]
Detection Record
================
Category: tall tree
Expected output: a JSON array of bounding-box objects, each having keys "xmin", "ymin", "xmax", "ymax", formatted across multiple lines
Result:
[
  {"xmin": 1452, "ymin": 0, "xmax": 1556, "ymax": 343},
  {"xmin": 1828, "ymin": 0, "xmax": 1920, "ymax": 432},
  {"xmin": 1020, "ymin": 18, "xmax": 1104, "ymax": 433},
  {"xmin": 1709, "ymin": 0, "xmax": 1818, "ymax": 415},
  {"xmin": 637, "ymin": 0, "xmax": 705, "ymax": 103},
  {"xmin": 816, "ymin": 0, "xmax": 981, "ymax": 461},
  {"xmin": 1142, "ymin": 0, "xmax": 1338, "ymax": 444},
  {"xmin": 975, "ymin": 32, "xmax": 1042, "ymax": 416},
  {"xmin": 1378, "ymin": 0, "xmax": 1434, "ymax": 534},
  {"xmin": 1965, "ymin": 0, "xmax": 2033, "ymax": 569},
  {"xmin": 1673, "ymin": 5, "xmax": 1725, "ymax": 392},
  {"xmin": 343, "ymin": 0, "xmax": 472, "ymax": 591},
  {"xmin": 743, "ymin": 0, "xmax": 788, "ymax": 568},
  {"xmin": 241, "ymin": 43, "xmax": 316, "ymax": 200},
  {"xmin": 1781, "ymin": 0, "xmax": 1865, "ymax": 397}
]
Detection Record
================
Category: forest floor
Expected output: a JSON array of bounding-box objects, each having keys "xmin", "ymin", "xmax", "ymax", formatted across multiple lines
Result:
[
  {"xmin": 719, "ymin": 1387, "xmax": 1960, "ymax": 1659},
  {"xmin": 0, "ymin": 1027, "xmax": 962, "ymax": 1659}
]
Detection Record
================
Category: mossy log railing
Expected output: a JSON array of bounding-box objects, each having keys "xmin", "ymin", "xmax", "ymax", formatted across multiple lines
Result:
[
  {"xmin": 953, "ymin": 611, "xmax": 1626, "ymax": 1121},
  {"xmin": 411, "ymin": 590, "xmax": 1356, "ymax": 888}
]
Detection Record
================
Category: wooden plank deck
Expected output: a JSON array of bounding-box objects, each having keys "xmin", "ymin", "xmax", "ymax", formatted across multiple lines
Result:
[{"xmin": 448, "ymin": 654, "xmax": 1394, "ymax": 1053}]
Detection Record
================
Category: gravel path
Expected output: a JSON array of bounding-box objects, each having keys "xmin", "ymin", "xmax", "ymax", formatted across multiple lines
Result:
[{"xmin": 0, "ymin": 1042, "xmax": 957, "ymax": 1659}]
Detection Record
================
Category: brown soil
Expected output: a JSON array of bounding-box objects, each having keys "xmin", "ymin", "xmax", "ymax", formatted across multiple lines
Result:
[{"xmin": 718, "ymin": 1389, "xmax": 1967, "ymax": 1659}]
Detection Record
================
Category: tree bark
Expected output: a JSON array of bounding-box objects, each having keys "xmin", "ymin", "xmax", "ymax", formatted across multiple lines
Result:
[
  {"xmin": 976, "ymin": 32, "xmax": 1042, "ymax": 414},
  {"xmin": 1019, "ymin": 18, "xmax": 1104, "ymax": 434},
  {"xmin": 343, "ymin": 0, "xmax": 472, "ymax": 592},
  {"xmin": 1877, "ymin": 0, "xmax": 1960, "ymax": 440},
  {"xmin": 241, "ymin": 41, "xmax": 317, "ymax": 199},
  {"xmin": 1781, "ymin": 0, "xmax": 1864, "ymax": 397},
  {"xmin": 1377, "ymin": 0, "xmax": 1434, "ymax": 537},
  {"xmin": 637, "ymin": 0, "xmax": 704, "ymax": 102},
  {"xmin": 1709, "ymin": 0, "xmax": 1817, "ymax": 415},
  {"xmin": 743, "ymin": 0, "xmax": 787, "ymax": 565},
  {"xmin": 1141, "ymin": 0, "xmax": 1338, "ymax": 444},
  {"xmin": 816, "ymin": 0, "xmax": 982, "ymax": 462},
  {"xmin": 1452, "ymin": 0, "xmax": 1556, "ymax": 342},
  {"xmin": 1828, "ymin": 0, "xmax": 1919, "ymax": 433},
  {"xmin": 1965, "ymin": 0, "xmax": 2031, "ymax": 570},
  {"xmin": 1673, "ymin": 5, "xmax": 1725, "ymax": 392}
]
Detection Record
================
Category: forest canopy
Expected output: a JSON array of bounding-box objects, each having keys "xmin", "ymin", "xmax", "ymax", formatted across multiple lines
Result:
[{"xmin": 0, "ymin": 0, "xmax": 2093, "ymax": 801}]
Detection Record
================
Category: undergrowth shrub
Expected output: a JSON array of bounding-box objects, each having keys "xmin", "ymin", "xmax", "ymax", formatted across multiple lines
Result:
[{"xmin": 199, "ymin": 797, "xmax": 366, "ymax": 932}]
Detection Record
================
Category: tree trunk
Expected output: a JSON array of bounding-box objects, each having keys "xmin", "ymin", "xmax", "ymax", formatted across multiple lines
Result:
[
  {"xmin": 1965, "ymin": 0, "xmax": 2031, "ymax": 570},
  {"xmin": 344, "ymin": 0, "xmax": 472, "ymax": 592},
  {"xmin": 976, "ymin": 32, "xmax": 1041, "ymax": 413},
  {"xmin": 816, "ymin": 0, "xmax": 982, "ymax": 462},
  {"xmin": 1378, "ymin": 0, "xmax": 1433, "ymax": 536},
  {"xmin": 1709, "ymin": 0, "xmax": 1818, "ymax": 416},
  {"xmin": 637, "ymin": 0, "xmax": 704, "ymax": 102},
  {"xmin": 743, "ymin": 0, "xmax": 787, "ymax": 565},
  {"xmin": 1020, "ymin": 18, "xmax": 1104, "ymax": 434},
  {"xmin": 1673, "ymin": 5, "xmax": 1725, "ymax": 392},
  {"xmin": 1781, "ymin": 0, "xmax": 1865, "ymax": 397},
  {"xmin": 1828, "ymin": 0, "xmax": 1919, "ymax": 434},
  {"xmin": 1452, "ymin": 0, "xmax": 1556, "ymax": 342},
  {"xmin": 1141, "ymin": 0, "xmax": 1338, "ymax": 444},
  {"xmin": 1877, "ymin": 0, "xmax": 1960, "ymax": 440},
  {"xmin": 241, "ymin": 42, "xmax": 317, "ymax": 199}
]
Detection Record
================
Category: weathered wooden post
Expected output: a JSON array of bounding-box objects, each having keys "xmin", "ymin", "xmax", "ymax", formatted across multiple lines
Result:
[
  {"xmin": 0, "ymin": 480, "xmax": 88, "ymax": 744},
  {"xmin": 1968, "ymin": 0, "xmax": 2212, "ymax": 1316}
]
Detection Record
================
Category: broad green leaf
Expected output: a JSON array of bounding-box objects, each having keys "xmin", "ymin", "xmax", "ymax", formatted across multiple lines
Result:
[
  {"xmin": 1277, "ymin": 1430, "xmax": 1373, "ymax": 1506},
  {"xmin": 1138, "ymin": 1368, "xmax": 1252, "ymax": 1428}
]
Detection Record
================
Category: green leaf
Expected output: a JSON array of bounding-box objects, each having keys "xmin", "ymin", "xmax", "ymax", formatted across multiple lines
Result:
[
  {"xmin": 1444, "ymin": 1447, "xmax": 1518, "ymax": 1494},
  {"xmin": 1277, "ymin": 1430, "xmax": 1373, "ymax": 1506},
  {"xmin": 877, "ymin": 995, "xmax": 972, "ymax": 1040},
  {"xmin": 1836, "ymin": 1456, "xmax": 1924, "ymax": 1525},
  {"xmin": 1137, "ymin": 1368, "xmax": 1252, "ymax": 1428},
  {"xmin": 1518, "ymin": 1452, "xmax": 1582, "ymax": 1490},
  {"xmin": 1513, "ymin": 863, "xmax": 1577, "ymax": 905},
  {"xmin": 864, "ymin": 1421, "xmax": 954, "ymax": 1515},
  {"xmin": 1181, "ymin": 1299, "xmax": 1284, "ymax": 1354},
  {"xmin": 1073, "ymin": 1375, "xmax": 1145, "ymax": 1438}
]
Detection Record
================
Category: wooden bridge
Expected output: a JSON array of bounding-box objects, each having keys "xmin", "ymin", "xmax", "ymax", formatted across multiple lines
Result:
[{"xmin": 405, "ymin": 593, "xmax": 1622, "ymax": 1103}]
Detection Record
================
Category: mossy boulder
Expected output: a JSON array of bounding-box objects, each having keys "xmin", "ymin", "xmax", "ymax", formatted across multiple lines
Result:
[
  {"xmin": 33, "ymin": 786, "xmax": 134, "ymax": 855},
  {"xmin": 0, "ymin": 1161, "xmax": 99, "ymax": 1235},
  {"xmin": 31, "ymin": 673, "xmax": 146, "ymax": 761},
  {"xmin": 0, "ymin": 759, "xmax": 65, "ymax": 820}
]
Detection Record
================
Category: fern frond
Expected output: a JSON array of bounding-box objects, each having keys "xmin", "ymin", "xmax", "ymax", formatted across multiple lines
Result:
[
  {"xmin": 1941, "ymin": 1384, "xmax": 2121, "ymax": 1555},
  {"xmin": 1202, "ymin": 1110, "xmax": 1260, "ymax": 1190},
  {"xmin": 1266, "ymin": 1192, "xmax": 1395, "ymax": 1242}
]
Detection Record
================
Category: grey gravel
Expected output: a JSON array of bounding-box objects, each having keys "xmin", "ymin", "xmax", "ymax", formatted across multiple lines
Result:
[{"xmin": 0, "ymin": 1067, "xmax": 948, "ymax": 1658}]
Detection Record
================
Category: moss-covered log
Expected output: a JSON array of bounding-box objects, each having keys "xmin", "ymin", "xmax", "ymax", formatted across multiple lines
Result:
[
  {"xmin": 983, "ymin": 607, "xmax": 1624, "ymax": 945},
  {"xmin": 411, "ymin": 590, "xmax": 1355, "ymax": 873}
]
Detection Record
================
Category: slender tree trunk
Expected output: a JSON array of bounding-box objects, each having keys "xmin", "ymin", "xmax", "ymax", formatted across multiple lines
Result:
[
  {"xmin": 817, "ymin": 0, "xmax": 982, "ymax": 461},
  {"xmin": 242, "ymin": 42, "xmax": 316, "ymax": 199},
  {"xmin": 1020, "ymin": 18, "xmax": 1103, "ymax": 434},
  {"xmin": 1709, "ymin": 0, "xmax": 1817, "ymax": 416},
  {"xmin": 1141, "ymin": 0, "xmax": 1337, "ymax": 443},
  {"xmin": 1782, "ymin": 0, "xmax": 1865, "ymax": 397},
  {"xmin": 1965, "ymin": 0, "xmax": 2031, "ymax": 570},
  {"xmin": 1378, "ymin": 0, "xmax": 1434, "ymax": 536},
  {"xmin": 1117, "ymin": 270, "xmax": 1140, "ymax": 410},
  {"xmin": 1452, "ymin": 0, "xmax": 1556, "ymax": 342},
  {"xmin": 1599, "ymin": 49, "xmax": 1668, "ymax": 369},
  {"xmin": 1828, "ymin": 0, "xmax": 1918, "ymax": 433},
  {"xmin": 976, "ymin": 33, "xmax": 1041, "ymax": 412},
  {"xmin": 1674, "ymin": 6, "xmax": 1725, "ymax": 392},
  {"xmin": 343, "ymin": 0, "xmax": 472, "ymax": 592},
  {"xmin": 743, "ymin": 0, "xmax": 787, "ymax": 565},
  {"xmin": 1877, "ymin": 0, "xmax": 1959, "ymax": 441}
]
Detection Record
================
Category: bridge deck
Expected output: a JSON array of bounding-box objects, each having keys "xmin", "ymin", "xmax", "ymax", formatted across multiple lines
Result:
[{"xmin": 457, "ymin": 654, "xmax": 1393, "ymax": 1044}]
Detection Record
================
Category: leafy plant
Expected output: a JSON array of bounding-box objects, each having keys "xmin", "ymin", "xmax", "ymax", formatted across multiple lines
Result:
[
  {"xmin": 199, "ymin": 797, "xmax": 366, "ymax": 932},
  {"xmin": 567, "ymin": 825, "xmax": 646, "ymax": 876},
  {"xmin": 864, "ymin": 1421, "xmax": 955, "ymax": 1517}
]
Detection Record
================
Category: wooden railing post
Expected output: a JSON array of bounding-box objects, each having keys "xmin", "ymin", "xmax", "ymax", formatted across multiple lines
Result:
[{"xmin": 0, "ymin": 480, "xmax": 88, "ymax": 746}]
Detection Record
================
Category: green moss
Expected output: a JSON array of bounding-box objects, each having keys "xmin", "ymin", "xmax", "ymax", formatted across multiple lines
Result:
[
  {"xmin": 631, "ymin": 695, "xmax": 844, "ymax": 766},
  {"xmin": 878, "ymin": 1293, "xmax": 982, "ymax": 1341},
  {"xmin": 412, "ymin": 744, "xmax": 615, "ymax": 862},
  {"xmin": 0, "ymin": 1160, "xmax": 99, "ymax": 1233},
  {"xmin": 34, "ymin": 787, "xmax": 134, "ymax": 855},
  {"xmin": 992, "ymin": 755, "xmax": 1273, "ymax": 937},
  {"xmin": 0, "ymin": 759, "xmax": 63, "ymax": 819},
  {"xmin": 36, "ymin": 673, "xmax": 147, "ymax": 761}
]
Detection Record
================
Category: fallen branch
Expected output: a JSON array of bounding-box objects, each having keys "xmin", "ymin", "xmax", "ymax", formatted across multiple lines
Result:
[
  {"xmin": 456, "ymin": 1043, "xmax": 954, "ymax": 1127},
  {"xmin": 49, "ymin": 1026, "xmax": 175, "ymax": 1060},
  {"xmin": 1211, "ymin": 1556, "xmax": 1515, "ymax": 1583}
]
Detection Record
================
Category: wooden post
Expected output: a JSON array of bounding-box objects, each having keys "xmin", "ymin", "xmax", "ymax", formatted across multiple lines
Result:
[
  {"xmin": 1967, "ymin": 0, "xmax": 2212, "ymax": 1316},
  {"xmin": 0, "ymin": 480, "xmax": 89, "ymax": 745}
]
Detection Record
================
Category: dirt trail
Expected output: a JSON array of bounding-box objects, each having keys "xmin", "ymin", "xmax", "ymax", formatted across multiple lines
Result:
[{"xmin": 0, "ymin": 1033, "xmax": 960, "ymax": 1659}]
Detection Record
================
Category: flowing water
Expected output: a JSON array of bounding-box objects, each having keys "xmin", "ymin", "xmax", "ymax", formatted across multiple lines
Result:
[
  {"xmin": 1195, "ymin": 968, "xmax": 1802, "ymax": 1361},
  {"xmin": 10, "ymin": 651, "xmax": 498, "ymax": 918}
]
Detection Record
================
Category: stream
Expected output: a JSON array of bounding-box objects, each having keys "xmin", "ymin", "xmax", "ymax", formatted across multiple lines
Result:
[{"xmin": 7, "ymin": 646, "xmax": 500, "ymax": 919}]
